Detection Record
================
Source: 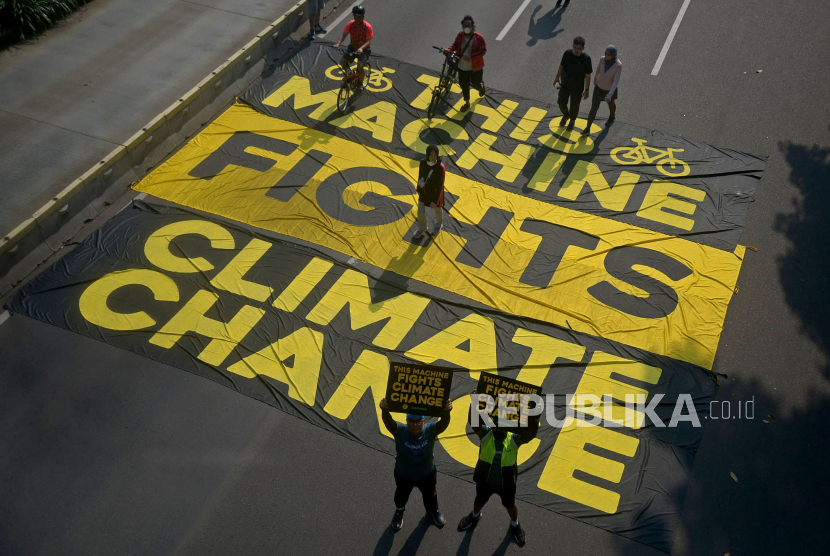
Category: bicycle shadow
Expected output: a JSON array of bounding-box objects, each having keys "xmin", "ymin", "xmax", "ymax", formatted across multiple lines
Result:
[{"xmin": 527, "ymin": 5, "xmax": 565, "ymax": 47}]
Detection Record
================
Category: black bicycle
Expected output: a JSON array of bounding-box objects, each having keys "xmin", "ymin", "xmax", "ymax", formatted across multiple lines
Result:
[{"xmin": 427, "ymin": 46, "xmax": 459, "ymax": 120}]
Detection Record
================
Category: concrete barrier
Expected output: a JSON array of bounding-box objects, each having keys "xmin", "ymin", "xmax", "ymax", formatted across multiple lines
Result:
[
  {"xmin": 0, "ymin": 0, "xmax": 348, "ymax": 296},
  {"xmin": 165, "ymin": 85, "xmax": 206, "ymax": 146}
]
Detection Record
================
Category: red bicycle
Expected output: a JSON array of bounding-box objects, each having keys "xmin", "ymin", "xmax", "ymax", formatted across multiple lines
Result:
[{"xmin": 336, "ymin": 48, "xmax": 372, "ymax": 114}]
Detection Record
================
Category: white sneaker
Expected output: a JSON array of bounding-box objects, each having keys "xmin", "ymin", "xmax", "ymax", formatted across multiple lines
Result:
[
  {"xmin": 413, "ymin": 229, "xmax": 425, "ymax": 239},
  {"xmin": 430, "ymin": 225, "xmax": 442, "ymax": 235}
]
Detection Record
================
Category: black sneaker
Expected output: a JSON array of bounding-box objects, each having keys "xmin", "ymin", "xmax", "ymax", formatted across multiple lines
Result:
[
  {"xmin": 606, "ymin": 116, "xmax": 616, "ymax": 126},
  {"xmin": 512, "ymin": 523, "xmax": 526, "ymax": 546},
  {"xmin": 457, "ymin": 512, "xmax": 481, "ymax": 531},
  {"xmin": 566, "ymin": 122, "xmax": 575, "ymax": 131},
  {"xmin": 428, "ymin": 509, "xmax": 446, "ymax": 527},
  {"xmin": 478, "ymin": 83, "xmax": 486, "ymax": 97},
  {"xmin": 392, "ymin": 509, "xmax": 404, "ymax": 531},
  {"xmin": 559, "ymin": 116, "xmax": 569, "ymax": 127}
]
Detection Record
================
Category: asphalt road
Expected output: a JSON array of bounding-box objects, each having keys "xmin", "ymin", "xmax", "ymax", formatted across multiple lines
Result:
[
  {"xmin": 2, "ymin": 1, "xmax": 830, "ymax": 555},
  {"xmin": 0, "ymin": 0, "xmax": 304, "ymax": 236}
]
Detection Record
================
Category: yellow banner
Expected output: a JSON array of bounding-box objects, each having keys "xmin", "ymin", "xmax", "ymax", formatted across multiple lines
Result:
[{"xmin": 135, "ymin": 103, "xmax": 744, "ymax": 369}]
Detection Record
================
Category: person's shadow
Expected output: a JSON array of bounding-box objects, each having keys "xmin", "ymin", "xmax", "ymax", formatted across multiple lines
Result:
[
  {"xmin": 488, "ymin": 526, "xmax": 515, "ymax": 556},
  {"xmin": 527, "ymin": 5, "xmax": 565, "ymax": 46},
  {"xmin": 372, "ymin": 515, "xmax": 434, "ymax": 556}
]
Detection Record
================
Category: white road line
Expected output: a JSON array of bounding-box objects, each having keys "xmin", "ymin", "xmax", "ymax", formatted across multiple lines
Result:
[
  {"xmin": 0, "ymin": 311, "xmax": 10, "ymax": 327},
  {"xmin": 496, "ymin": 0, "xmax": 533, "ymax": 41},
  {"xmin": 326, "ymin": 0, "xmax": 364, "ymax": 36},
  {"xmin": 652, "ymin": 0, "xmax": 692, "ymax": 75}
]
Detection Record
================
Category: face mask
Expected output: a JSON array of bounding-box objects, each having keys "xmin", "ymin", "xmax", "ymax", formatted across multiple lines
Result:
[
  {"xmin": 464, "ymin": 26, "xmax": 472, "ymax": 34},
  {"xmin": 427, "ymin": 160, "xmax": 437, "ymax": 166}
]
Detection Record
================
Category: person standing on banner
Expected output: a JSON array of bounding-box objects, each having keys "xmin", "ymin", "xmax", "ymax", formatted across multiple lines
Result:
[
  {"xmin": 307, "ymin": 0, "xmax": 326, "ymax": 40},
  {"xmin": 444, "ymin": 15, "xmax": 487, "ymax": 112},
  {"xmin": 456, "ymin": 393, "xmax": 540, "ymax": 547},
  {"xmin": 553, "ymin": 36, "xmax": 593, "ymax": 131},
  {"xmin": 583, "ymin": 45, "xmax": 622, "ymax": 134},
  {"xmin": 333, "ymin": 5, "xmax": 373, "ymax": 89},
  {"xmin": 414, "ymin": 145, "xmax": 445, "ymax": 239},
  {"xmin": 379, "ymin": 397, "xmax": 453, "ymax": 531}
]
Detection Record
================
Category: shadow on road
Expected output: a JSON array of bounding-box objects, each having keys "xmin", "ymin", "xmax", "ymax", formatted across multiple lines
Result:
[
  {"xmin": 454, "ymin": 527, "xmax": 475, "ymax": 556},
  {"xmin": 776, "ymin": 137, "xmax": 830, "ymax": 381},
  {"xmin": 667, "ymin": 379, "xmax": 830, "ymax": 555},
  {"xmin": 396, "ymin": 514, "xmax": 431, "ymax": 555},
  {"xmin": 527, "ymin": 5, "xmax": 565, "ymax": 47}
]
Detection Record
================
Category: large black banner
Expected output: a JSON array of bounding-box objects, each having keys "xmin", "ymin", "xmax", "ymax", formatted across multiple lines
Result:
[
  {"xmin": 135, "ymin": 41, "xmax": 760, "ymax": 373},
  {"xmin": 7, "ymin": 203, "xmax": 717, "ymax": 551}
]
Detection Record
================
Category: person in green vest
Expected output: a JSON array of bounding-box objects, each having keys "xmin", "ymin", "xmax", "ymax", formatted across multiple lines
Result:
[{"xmin": 457, "ymin": 392, "xmax": 540, "ymax": 547}]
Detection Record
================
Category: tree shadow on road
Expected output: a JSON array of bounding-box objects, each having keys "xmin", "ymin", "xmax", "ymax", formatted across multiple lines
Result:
[
  {"xmin": 527, "ymin": 5, "xmax": 565, "ymax": 47},
  {"xmin": 664, "ymin": 379, "xmax": 830, "ymax": 555},
  {"xmin": 776, "ymin": 138, "xmax": 830, "ymax": 381}
]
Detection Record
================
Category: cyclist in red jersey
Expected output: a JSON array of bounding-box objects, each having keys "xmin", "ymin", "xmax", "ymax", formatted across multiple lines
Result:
[{"xmin": 333, "ymin": 5, "xmax": 373, "ymax": 90}]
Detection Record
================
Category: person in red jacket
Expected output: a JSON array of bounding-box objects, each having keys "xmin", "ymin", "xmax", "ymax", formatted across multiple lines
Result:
[
  {"xmin": 414, "ymin": 145, "xmax": 445, "ymax": 238},
  {"xmin": 445, "ymin": 15, "xmax": 487, "ymax": 112}
]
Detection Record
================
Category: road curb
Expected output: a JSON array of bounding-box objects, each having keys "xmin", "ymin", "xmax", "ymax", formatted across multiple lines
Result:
[{"xmin": 0, "ymin": 1, "xmax": 347, "ymax": 296}]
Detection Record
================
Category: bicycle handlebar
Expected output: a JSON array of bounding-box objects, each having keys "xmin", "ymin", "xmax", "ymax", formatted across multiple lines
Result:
[{"xmin": 433, "ymin": 46, "xmax": 457, "ymax": 59}]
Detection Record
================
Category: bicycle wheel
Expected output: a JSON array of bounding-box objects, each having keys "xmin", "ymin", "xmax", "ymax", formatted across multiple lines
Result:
[
  {"xmin": 362, "ymin": 61, "xmax": 372, "ymax": 90},
  {"xmin": 440, "ymin": 77, "xmax": 452, "ymax": 103},
  {"xmin": 657, "ymin": 158, "xmax": 690, "ymax": 177},
  {"xmin": 427, "ymin": 86, "xmax": 443, "ymax": 120},
  {"xmin": 337, "ymin": 84, "xmax": 351, "ymax": 114},
  {"xmin": 610, "ymin": 146, "xmax": 643, "ymax": 165}
]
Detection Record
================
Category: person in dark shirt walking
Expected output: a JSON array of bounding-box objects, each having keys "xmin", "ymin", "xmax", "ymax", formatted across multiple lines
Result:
[
  {"xmin": 456, "ymin": 393, "xmax": 540, "ymax": 547},
  {"xmin": 414, "ymin": 144, "xmax": 445, "ymax": 238},
  {"xmin": 380, "ymin": 397, "xmax": 453, "ymax": 531},
  {"xmin": 553, "ymin": 36, "xmax": 593, "ymax": 131}
]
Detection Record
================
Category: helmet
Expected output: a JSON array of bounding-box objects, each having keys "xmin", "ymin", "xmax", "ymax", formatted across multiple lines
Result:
[{"xmin": 352, "ymin": 5, "xmax": 365, "ymax": 14}]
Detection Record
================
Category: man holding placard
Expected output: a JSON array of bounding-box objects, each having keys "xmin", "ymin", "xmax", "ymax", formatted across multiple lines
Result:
[
  {"xmin": 379, "ymin": 396, "xmax": 453, "ymax": 532},
  {"xmin": 457, "ymin": 375, "xmax": 541, "ymax": 547}
]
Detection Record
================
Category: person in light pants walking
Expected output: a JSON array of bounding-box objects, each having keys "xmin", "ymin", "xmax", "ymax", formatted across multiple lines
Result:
[
  {"xmin": 414, "ymin": 145, "xmax": 445, "ymax": 238},
  {"xmin": 583, "ymin": 45, "xmax": 622, "ymax": 133}
]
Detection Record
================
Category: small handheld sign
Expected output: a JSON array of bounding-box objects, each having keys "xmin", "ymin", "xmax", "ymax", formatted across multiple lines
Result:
[
  {"xmin": 476, "ymin": 372, "xmax": 542, "ymax": 428},
  {"xmin": 386, "ymin": 362, "xmax": 454, "ymax": 417}
]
